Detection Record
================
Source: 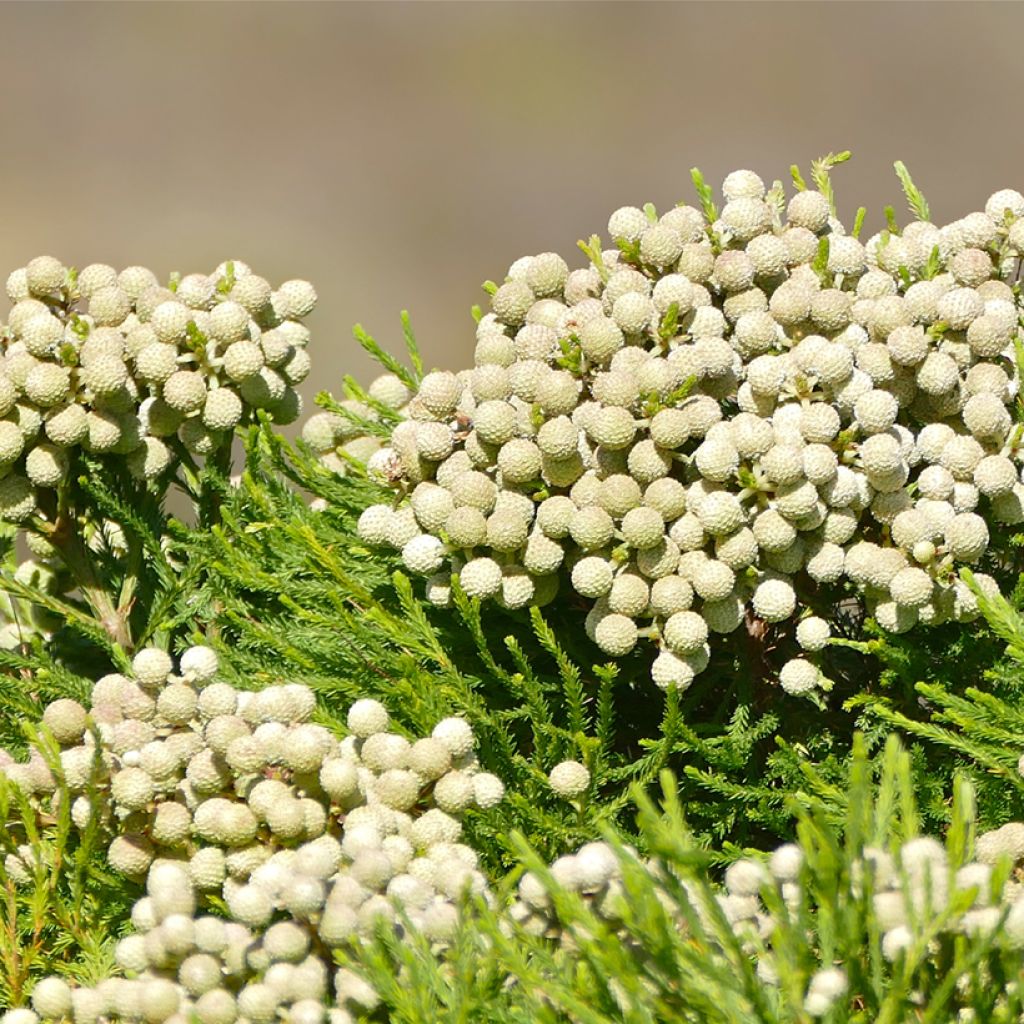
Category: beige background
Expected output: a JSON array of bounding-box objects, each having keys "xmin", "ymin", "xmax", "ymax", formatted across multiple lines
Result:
[{"xmin": 2, "ymin": 2, "xmax": 1023, "ymax": 405}]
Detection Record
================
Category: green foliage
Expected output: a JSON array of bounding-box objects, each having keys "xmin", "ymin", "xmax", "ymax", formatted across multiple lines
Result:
[
  {"xmin": 893, "ymin": 160, "xmax": 931, "ymax": 223},
  {"xmin": 177, "ymin": 427, "xmax": 870, "ymax": 856},
  {"xmin": 809, "ymin": 151, "xmax": 851, "ymax": 216},
  {"xmin": 577, "ymin": 235, "xmax": 609, "ymax": 283},
  {"xmin": 690, "ymin": 168, "xmax": 719, "ymax": 227},
  {"xmin": 851, "ymin": 206, "xmax": 866, "ymax": 239},
  {"xmin": 353, "ymin": 324, "xmax": 421, "ymax": 391},
  {"xmin": 811, "ymin": 236, "xmax": 831, "ymax": 282},
  {"xmin": 141, "ymin": 421, "xmax": 1021, "ymax": 871},
  {"xmin": 764, "ymin": 180, "xmax": 787, "ymax": 223},
  {"xmin": 182, "ymin": 427, "xmax": 683, "ymax": 862},
  {"xmin": 850, "ymin": 568, "xmax": 1024, "ymax": 835}
]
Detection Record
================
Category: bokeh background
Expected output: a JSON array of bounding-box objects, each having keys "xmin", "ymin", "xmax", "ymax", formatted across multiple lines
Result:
[{"xmin": 2, "ymin": 2, "xmax": 1023, "ymax": 408}]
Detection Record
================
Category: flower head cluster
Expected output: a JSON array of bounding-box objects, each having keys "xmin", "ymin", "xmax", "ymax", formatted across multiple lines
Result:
[
  {"xmin": 0, "ymin": 257, "xmax": 315, "ymax": 522},
  {"xmin": 0, "ymin": 648, "xmax": 504, "ymax": 1023},
  {"xmin": 355, "ymin": 169, "xmax": 1024, "ymax": 692}
]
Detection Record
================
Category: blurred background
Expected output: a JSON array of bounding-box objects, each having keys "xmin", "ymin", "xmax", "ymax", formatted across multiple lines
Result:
[{"xmin": 2, "ymin": 2, "xmax": 1022, "ymax": 409}]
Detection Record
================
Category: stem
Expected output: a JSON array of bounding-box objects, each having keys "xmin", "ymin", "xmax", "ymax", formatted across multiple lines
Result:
[
  {"xmin": 199, "ymin": 437, "xmax": 234, "ymax": 530},
  {"xmin": 50, "ymin": 514, "xmax": 132, "ymax": 651},
  {"xmin": 170, "ymin": 442, "xmax": 204, "ymax": 502},
  {"xmin": 170, "ymin": 435, "xmax": 234, "ymax": 530},
  {"xmin": 3, "ymin": 879, "xmax": 23, "ymax": 1005},
  {"xmin": 743, "ymin": 607, "xmax": 773, "ymax": 700}
]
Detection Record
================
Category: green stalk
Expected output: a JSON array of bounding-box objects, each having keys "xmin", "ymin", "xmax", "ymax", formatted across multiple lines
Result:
[{"xmin": 51, "ymin": 517, "xmax": 132, "ymax": 651}]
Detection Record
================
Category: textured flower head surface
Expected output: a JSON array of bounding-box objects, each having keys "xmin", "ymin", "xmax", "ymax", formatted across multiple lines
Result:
[
  {"xmin": 0, "ymin": 258, "xmax": 316, "ymax": 526},
  {"xmin": 346, "ymin": 160, "xmax": 1024, "ymax": 693}
]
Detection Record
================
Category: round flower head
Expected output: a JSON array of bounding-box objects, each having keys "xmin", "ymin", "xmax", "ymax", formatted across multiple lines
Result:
[
  {"xmin": 594, "ymin": 612, "xmax": 639, "ymax": 655},
  {"xmin": 571, "ymin": 556, "xmax": 615, "ymax": 599},
  {"xmin": 127, "ymin": 436, "xmax": 172, "ymax": 480},
  {"xmin": 769, "ymin": 843, "xmax": 804, "ymax": 882},
  {"xmin": 724, "ymin": 857, "xmax": 769, "ymax": 897},
  {"xmin": 608, "ymin": 206, "xmax": 648, "ymax": 244},
  {"xmin": 459, "ymin": 557, "xmax": 504, "ymax": 599},
  {"xmin": 203, "ymin": 387, "xmax": 244, "ymax": 431},
  {"xmin": 402, "ymin": 534, "xmax": 446, "ymax": 575},
  {"xmin": 752, "ymin": 578, "xmax": 796, "ymax": 623},
  {"xmin": 31, "ymin": 977, "xmax": 73, "ymax": 1019},
  {"xmin": 347, "ymin": 699, "xmax": 389, "ymax": 738},
  {"xmin": 779, "ymin": 658, "xmax": 819, "ymax": 695},
  {"xmin": 26, "ymin": 255, "xmax": 66, "ymax": 297},
  {"xmin": 132, "ymin": 647, "xmax": 173, "ymax": 688},
  {"xmin": 273, "ymin": 279, "xmax": 318, "ymax": 319},
  {"xmin": 432, "ymin": 718, "xmax": 475, "ymax": 758},
  {"xmin": 472, "ymin": 772, "xmax": 505, "ymax": 809},
  {"xmin": 787, "ymin": 190, "xmax": 830, "ymax": 233},
  {"xmin": 805, "ymin": 968, "xmax": 848, "ymax": 1016},
  {"xmin": 180, "ymin": 645, "xmax": 219, "ymax": 683},
  {"xmin": 223, "ymin": 340, "xmax": 265, "ymax": 383},
  {"xmin": 5, "ymin": 268, "xmax": 28, "ymax": 304},
  {"xmin": 207, "ymin": 300, "xmax": 250, "ymax": 344},
  {"xmin": 548, "ymin": 760, "xmax": 591, "ymax": 799},
  {"xmin": 723, "ymin": 169, "xmax": 765, "ymax": 202},
  {"xmin": 796, "ymin": 617, "xmax": 831, "ymax": 652},
  {"xmin": 24, "ymin": 363, "xmax": 72, "ymax": 408},
  {"xmin": 42, "ymin": 698, "xmax": 88, "ymax": 745},
  {"xmin": 662, "ymin": 611, "xmax": 708, "ymax": 654},
  {"xmin": 986, "ymin": 187, "xmax": 1024, "ymax": 221}
]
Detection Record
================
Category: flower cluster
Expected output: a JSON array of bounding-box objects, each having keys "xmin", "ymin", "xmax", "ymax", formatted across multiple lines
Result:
[
  {"xmin": 0, "ymin": 649, "xmax": 505, "ymax": 1023},
  {"xmin": 512, "ymin": 824, "xmax": 1024, "ymax": 1017},
  {"xmin": 0, "ymin": 257, "xmax": 315, "ymax": 523},
  {"xmin": 354, "ymin": 169, "xmax": 1024, "ymax": 692}
]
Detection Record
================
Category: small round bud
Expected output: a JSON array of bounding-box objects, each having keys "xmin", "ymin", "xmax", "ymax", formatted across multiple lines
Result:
[
  {"xmin": 347, "ymin": 699, "xmax": 389, "ymax": 738},
  {"xmin": 779, "ymin": 658, "xmax": 819, "ymax": 695},
  {"xmin": 432, "ymin": 717, "xmax": 475, "ymax": 758},
  {"xmin": 795, "ymin": 617, "xmax": 831, "ymax": 652},
  {"xmin": 180, "ymin": 645, "xmax": 219, "ymax": 682},
  {"xmin": 132, "ymin": 648, "xmax": 173, "ymax": 687},
  {"xmin": 548, "ymin": 760, "xmax": 590, "ymax": 798}
]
